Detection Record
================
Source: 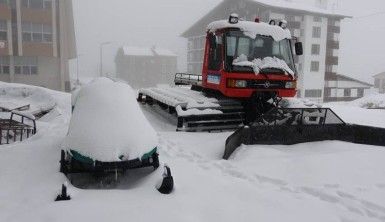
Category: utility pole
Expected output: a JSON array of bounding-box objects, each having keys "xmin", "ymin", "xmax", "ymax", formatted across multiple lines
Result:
[
  {"xmin": 99, "ymin": 42, "xmax": 112, "ymax": 77},
  {"xmin": 76, "ymin": 53, "xmax": 83, "ymax": 84}
]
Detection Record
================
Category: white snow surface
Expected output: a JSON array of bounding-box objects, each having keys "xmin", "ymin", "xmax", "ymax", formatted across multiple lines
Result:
[
  {"xmin": 1, "ymin": 81, "xmax": 385, "ymax": 222},
  {"xmin": 348, "ymin": 93, "xmax": 385, "ymax": 109},
  {"xmin": 0, "ymin": 83, "xmax": 56, "ymax": 114},
  {"xmin": 207, "ymin": 20, "xmax": 291, "ymax": 41},
  {"xmin": 176, "ymin": 105, "xmax": 222, "ymax": 117},
  {"xmin": 63, "ymin": 78, "xmax": 158, "ymax": 161},
  {"xmin": 233, "ymin": 55, "xmax": 294, "ymax": 75}
]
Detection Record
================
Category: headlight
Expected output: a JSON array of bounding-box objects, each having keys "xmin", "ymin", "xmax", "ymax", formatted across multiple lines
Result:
[
  {"xmin": 285, "ymin": 81, "xmax": 296, "ymax": 89},
  {"xmin": 227, "ymin": 79, "xmax": 247, "ymax": 88},
  {"xmin": 235, "ymin": 80, "xmax": 247, "ymax": 88}
]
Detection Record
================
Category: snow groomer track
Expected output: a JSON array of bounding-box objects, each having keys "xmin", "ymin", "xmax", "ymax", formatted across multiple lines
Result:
[{"xmin": 137, "ymin": 87, "xmax": 245, "ymax": 132}]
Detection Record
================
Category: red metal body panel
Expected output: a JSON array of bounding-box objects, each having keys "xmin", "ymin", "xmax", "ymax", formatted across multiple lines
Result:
[{"xmin": 201, "ymin": 32, "xmax": 297, "ymax": 99}]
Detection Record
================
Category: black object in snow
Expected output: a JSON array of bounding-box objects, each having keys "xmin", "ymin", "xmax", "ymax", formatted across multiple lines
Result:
[
  {"xmin": 157, "ymin": 166, "xmax": 174, "ymax": 195},
  {"xmin": 55, "ymin": 184, "xmax": 71, "ymax": 201}
]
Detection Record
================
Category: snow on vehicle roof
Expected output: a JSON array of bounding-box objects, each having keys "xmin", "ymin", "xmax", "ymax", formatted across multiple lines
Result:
[
  {"xmin": 207, "ymin": 20, "xmax": 292, "ymax": 41},
  {"xmin": 63, "ymin": 78, "xmax": 158, "ymax": 162},
  {"xmin": 123, "ymin": 46, "xmax": 177, "ymax": 57}
]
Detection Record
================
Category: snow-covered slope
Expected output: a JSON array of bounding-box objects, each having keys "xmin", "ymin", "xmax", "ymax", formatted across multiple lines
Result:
[{"xmin": 1, "ymin": 81, "xmax": 385, "ymax": 222}]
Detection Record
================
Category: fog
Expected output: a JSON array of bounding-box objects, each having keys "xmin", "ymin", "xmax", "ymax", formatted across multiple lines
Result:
[{"xmin": 70, "ymin": 0, "xmax": 385, "ymax": 83}]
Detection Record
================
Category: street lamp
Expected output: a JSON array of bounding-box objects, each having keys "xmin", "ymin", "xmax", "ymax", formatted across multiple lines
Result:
[
  {"xmin": 76, "ymin": 53, "xmax": 83, "ymax": 84},
  {"xmin": 100, "ymin": 41, "xmax": 112, "ymax": 77}
]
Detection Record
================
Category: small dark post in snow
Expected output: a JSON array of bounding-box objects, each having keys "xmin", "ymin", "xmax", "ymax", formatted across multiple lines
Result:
[
  {"xmin": 157, "ymin": 165, "xmax": 174, "ymax": 195},
  {"xmin": 55, "ymin": 184, "xmax": 71, "ymax": 201}
]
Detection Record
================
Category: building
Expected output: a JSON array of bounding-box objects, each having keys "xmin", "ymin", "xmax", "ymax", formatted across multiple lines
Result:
[
  {"xmin": 324, "ymin": 74, "xmax": 372, "ymax": 102},
  {"xmin": 0, "ymin": 0, "xmax": 76, "ymax": 92},
  {"xmin": 115, "ymin": 46, "xmax": 177, "ymax": 88},
  {"xmin": 374, "ymin": 72, "xmax": 385, "ymax": 94},
  {"xmin": 181, "ymin": 0, "xmax": 351, "ymax": 103}
]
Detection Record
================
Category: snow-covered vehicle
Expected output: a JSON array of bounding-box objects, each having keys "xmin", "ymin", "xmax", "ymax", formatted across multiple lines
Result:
[{"xmin": 60, "ymin": 78, "xmax": 160, "ymax": 176}]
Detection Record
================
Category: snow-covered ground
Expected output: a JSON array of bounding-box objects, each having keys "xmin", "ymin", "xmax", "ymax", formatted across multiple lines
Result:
[{"xmin": 1, "ymin": 81, "xmax": 385, "ymax": 222}]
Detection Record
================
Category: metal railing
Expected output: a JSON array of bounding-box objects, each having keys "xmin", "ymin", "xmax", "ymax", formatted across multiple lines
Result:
[
  {"xmin": 174, "ymin": 73, "xmax": 203, "ymax": 86},
  {"xmin": 0, "ymin": 112, "xmax": 36, "ymax": 145}
]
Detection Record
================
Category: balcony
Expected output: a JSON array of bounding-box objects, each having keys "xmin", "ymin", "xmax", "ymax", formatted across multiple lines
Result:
[
  {"xmin": 23, "ymin": 42, "xmax": 53, "ymax": 57},
  {"xmin": 325, "ymin": 72, "xmax": 337, "ymax": 81},
  {"xmin": 327, "ymin": 40, "xmax": 339, "ymax": 49},
  {"xmin": 326, "ymin": 56, "xmax": 339, "ymax": 65},
  {"xmin": 328, "ymin": 25, "xmax": 340, "ymax": 34},
  {"xmin": 287, "ymin": 21, "xmax": 301, "ymax": 30},
  {"xmin": 21, "ymin": 7, "xmax": 52, "ymax": 24},
  {"xmin": 0, "ymin": 3, "xmax": 11, "ymax": 20}
]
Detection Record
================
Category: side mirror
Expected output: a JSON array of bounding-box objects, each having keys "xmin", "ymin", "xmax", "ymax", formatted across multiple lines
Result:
[{"xmin": 295, "ymin": 42, "xmax": 303, "ymax": 55}]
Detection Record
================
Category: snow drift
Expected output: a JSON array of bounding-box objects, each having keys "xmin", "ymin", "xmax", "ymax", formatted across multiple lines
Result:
[
  {"xmin": 62, "ymin": 78, "xmax": 158, "ymax": 162},
  {"xmin": 0, "ymin": 84, "xmax": 56, "ymax": 114}
]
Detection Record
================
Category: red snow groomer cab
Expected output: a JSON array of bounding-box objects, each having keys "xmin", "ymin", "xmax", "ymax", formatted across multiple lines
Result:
[
  {"xmin": 138, "ymin": 14, "xmax": 304, "ymax": 131},
  {"xmin": 202, "ymin": 14, "xmax": 303, "ymax": 101}
]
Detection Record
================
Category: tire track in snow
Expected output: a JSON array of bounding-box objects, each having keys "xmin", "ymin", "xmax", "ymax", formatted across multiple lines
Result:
[{"xmin": 159, "ymin": 137, "xmax": 385, "ymax": 221}]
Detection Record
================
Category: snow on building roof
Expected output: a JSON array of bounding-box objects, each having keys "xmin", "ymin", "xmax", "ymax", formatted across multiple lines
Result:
[
  {"xmin": 373, "ymin": 72, "xmax": 385, "ymax": 79},
  {"xmin": 207, "ymin": 20, "xmax": 291, "ymax": 41},
  {"xmin": 334, "ymin": 74, "xmax": 373, "ymax": 87},
  {"xmin": 153, "ymin": 48, "xmax": 177, "ymax": 57},
  {"xmin": 122, "ymin": 46, "xmax": 177, "ymax": 57},
  {"xmin": 250, "ymin": 0, "xmax": 351, "ymax": 18},
  {"xmin": 123, "ymin": 46, "xmax": 153, "ymax": 57}
]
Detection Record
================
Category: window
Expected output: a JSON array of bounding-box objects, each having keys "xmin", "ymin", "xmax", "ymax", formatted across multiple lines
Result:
[
  {"xmin": 313, "ymin": 16, "xmax": 322, "ymax": 22},
  {"xmin": 312, "ymin": 27, "xmax": 321, "ymax": 38},
  {"xmin": 344, "ymin": 89, "xmax": 351, "ymax": 97},
  {"xmin": 208, "ymin": 34, "xmax": 222, "ymax": 71},
  {"xmin": 311, "ymin": 44, "xmax": 320, "ymax": 55},
  {"xmin": 0, "ymin": 56, "xmax": 10, "ymax": 75},
  {"xmin": 310, "ymin": 61, "xmax": 320, "ymax": 72},
  {"xmin": 0, "ymin": 0, "xmax": 9, "ymax": 5},
  {"xmin": 305, "ymin": 89, "xmax": 322, "ymax": 98},
  {"xmin": 14, "ymin": 56, "xmax": 38, "ymax": 75},
  {"xmin": 357, "ymin": 88, "xmax": 364, "ymax": 97},
  {"xmin": 22, "ymin": 0, "xmax": 51, "ymax": 9},
  {"xmin": 22, "ymin": 22, "xmax": 52, "ymax": 43},
  {"xmin": 0, "ymin": 20, "xmax": 7, "ymax": 41}
]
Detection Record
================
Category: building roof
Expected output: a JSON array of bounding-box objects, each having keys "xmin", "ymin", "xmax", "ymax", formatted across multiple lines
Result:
[
  {"xmin": 373, "ymin": 72, "xmax": 385, "ymax": 78},
  {"xmin": 122, "ymin": 46, "xmax": 177, "ymax": 57},
  {"xmin": 249, "ymin": 0, "xmax": 351, "ymax": 18},
  {"xmin": 334, "ymin": 74, "xmax": 373, "ymax": 87},
  {"xmin": 181, "ymin": 0, "xmax": 351, "ymax": 38}
]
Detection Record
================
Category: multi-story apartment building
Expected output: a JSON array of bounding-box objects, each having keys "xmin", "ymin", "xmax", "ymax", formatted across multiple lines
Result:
[
  {"xmin": 0, "ymin": 0, "xmax": 76, "ymax": 92},
  {"xmin": 181, "ymin": 0, "xmax": 350, "ymax": 103}
]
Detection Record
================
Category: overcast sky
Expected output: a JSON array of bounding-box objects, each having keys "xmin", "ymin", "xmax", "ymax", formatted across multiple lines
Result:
[{"xmin": 70, "ymin": 0, "xmax": 385, "ymax": 83}]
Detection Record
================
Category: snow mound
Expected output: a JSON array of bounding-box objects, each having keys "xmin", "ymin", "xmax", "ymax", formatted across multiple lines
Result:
[
  {"xmin": 349, "ymin": 93, "xmax": 385, "ymax": 109},
  {"xmin": 207, "ymin": 20, "xmax": 291, "ymax": 41},
  {"xmin": 233, "ymin": 55, "xmax": 294, "ymax": 75},
  {"xmin": 63, "ymin": 78, "xmax": 158, "ymax": 162},
  {"xmin": 281, "ymin": 97, "xmax": 322, "ymax": 108},
  {"xmin": 0, "ymin": 85, "xmax": 56, "ymax": 114}
]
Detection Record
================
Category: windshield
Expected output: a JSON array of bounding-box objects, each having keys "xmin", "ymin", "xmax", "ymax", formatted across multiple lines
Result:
[{"xmin": 225, "ymin": 30, "xmax": 296, "ymax": 75}]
